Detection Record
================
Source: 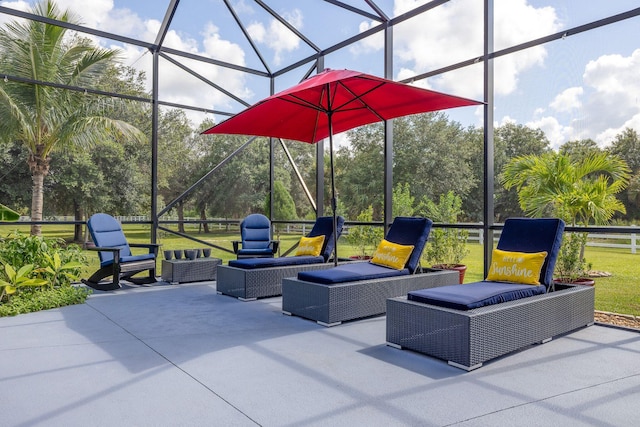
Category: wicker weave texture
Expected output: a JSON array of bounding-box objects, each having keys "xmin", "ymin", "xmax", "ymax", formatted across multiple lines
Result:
[
  {"xmin": 161, "ymin": 258, "xmax": 221, "ymax": 284},
  {"xmin": 216, "ymin": 263, "xmax": 336, "ymax": 300},
  {"xmin": 386, "ymin": 284, "xmax": 595, "ymax": 369},
  {"xmin": 282, "ymin": 269, "xmax": 459, "ymax": 325}
]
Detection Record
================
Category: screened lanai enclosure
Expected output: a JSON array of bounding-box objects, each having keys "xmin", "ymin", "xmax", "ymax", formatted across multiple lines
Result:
[{"xmin": 1, "ymin": 1, "xmax": 640, "ymax": 275}]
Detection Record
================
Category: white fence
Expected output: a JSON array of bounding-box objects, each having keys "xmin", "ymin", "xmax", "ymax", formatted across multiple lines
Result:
[
  {"xmin": 469, "ymin": 228, "xmax": 638, "ymax": 254},
  {"xmin": 12, "ymin": 216, "xmax": 639, "ymax": 254}
]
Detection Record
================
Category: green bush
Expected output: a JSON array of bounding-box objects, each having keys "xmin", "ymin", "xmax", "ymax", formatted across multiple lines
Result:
[
  {"xmin": 419, "ymin": 191, "xmax": 469, "ymax": 267},
  {"xmin": 0, "ymin": 232, "xmax": 91, "ymax": 316},
  {"xmin": 345, "ymin": 206, "xmax": 383, "ymax": 258}
]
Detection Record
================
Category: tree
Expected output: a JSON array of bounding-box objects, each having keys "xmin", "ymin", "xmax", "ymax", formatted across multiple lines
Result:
[
  {"xmin": 264, "ymin": 180, "xmax": 297, "ymax": 223},
  {"xmin": 501, "ymin": 152, "xmax": 630, "ymax": 226},
  {"xmin": 338, "ymin": 123, "xmax": 384, "ymax": 219},
  {"xmin": 609, "ymin": 128, "xmax": 640, "ymax": 220},
  {"xmin": 392, "ymin": 182, "xmax": 415, "ymax": 218},
  {"xmin": 0, "ymin": 141, "xmax": 32, "ymax": 214},
  {"xmin": 559, "ymin": 139, "xmax": 601, "ymax": 162},
  {"xmin": 493, "ymin": 122, "xmax": 550, "ymax": 221},
  {"xmin": 394, "ymin": 113, "xmax": 476, "ymax": 206},
  {"xmin": 0, "ymin": 1, "xmax": 143, "ymax": 235}
]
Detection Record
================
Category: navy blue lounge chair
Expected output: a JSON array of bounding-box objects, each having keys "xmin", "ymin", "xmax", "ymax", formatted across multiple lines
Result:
[
  {"xmin": 233, "ymin": 214, "xmax": 279, "ymax": 259},
  {"xmin": 281, "ymin": 217, "xmax": 460, "ymax": 326},
  {"xmin": 386, "ymin": 217, "xmax": 595, "ymax": 370},
  {"xmin": 216, "ymin": 216, "xmax": 345, "ymax": 300},
  {"xmin": 82, "ymin": 213, "xmax": 160, "ymax": 291}
]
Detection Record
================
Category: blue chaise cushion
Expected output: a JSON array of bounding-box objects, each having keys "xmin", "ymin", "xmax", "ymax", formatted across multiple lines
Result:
[
  {"xmin": 408, "ymin": 280, "xmax": 546, "ymax": 310},
  {"xmin": 297, "ymin": 262, "xmax": 409, "ymax": 285},
  {"xmin": 229, "ymin": 256, "xmax": 324, "ymax": 269}
]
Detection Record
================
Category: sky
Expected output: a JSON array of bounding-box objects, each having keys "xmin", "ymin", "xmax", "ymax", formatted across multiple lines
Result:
[{"xmin": 1, "ymin": 0, "xmax": 639, "ymax": 150}]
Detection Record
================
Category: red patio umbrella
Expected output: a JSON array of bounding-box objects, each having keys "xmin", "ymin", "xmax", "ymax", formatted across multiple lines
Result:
[{"xmin": 203, "ymin": 68, "xmax": 481, "ymax": 264}]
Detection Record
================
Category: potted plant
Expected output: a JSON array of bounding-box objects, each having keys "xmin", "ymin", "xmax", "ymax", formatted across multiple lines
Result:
[
  {"xmin": 553, "ymin": 232, "xmax": 595, "ymax": 286},
  {"xmin": 346, "ymin": 206, "xmax": 383, "ymax": 260},
  {"xmin": 419, "ymin": 191, "xmax": 469, "ymax": 284}
]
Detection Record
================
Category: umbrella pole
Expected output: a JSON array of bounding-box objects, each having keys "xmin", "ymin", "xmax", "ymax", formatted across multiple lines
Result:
[{"xmin": 328, "ymin": 114, "xmax": 339, "ymax": 266}]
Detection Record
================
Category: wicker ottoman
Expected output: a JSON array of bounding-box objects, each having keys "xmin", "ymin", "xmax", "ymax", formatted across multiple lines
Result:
[
  {"xmin": 216, "ymin": 262, "xmax": 336, "ymax": 301},
  {"xmin": 161, "ymin": 257, "xmax": 221, "ymax": 284}
]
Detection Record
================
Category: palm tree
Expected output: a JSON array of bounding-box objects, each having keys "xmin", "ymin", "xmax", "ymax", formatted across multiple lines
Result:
[
  {"xmin": 500, "ymin": 151, "xmax": 630, "ymax": 226},
  {"xmin": 0, "ymin": 0, "xmax": 144, "ymax": 235}
]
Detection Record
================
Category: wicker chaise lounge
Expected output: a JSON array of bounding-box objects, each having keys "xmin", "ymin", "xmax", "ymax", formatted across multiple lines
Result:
[
  {"xmin": 282, "ymin": 217, "xmax": 459, "ymax": 326},
  {"xmin": 216, "ymin": 216, "xmax": 344, "ymax": 301},
  {"xmin": 386, "ymin": 218, "xmax": 595, "ymax": 371}
]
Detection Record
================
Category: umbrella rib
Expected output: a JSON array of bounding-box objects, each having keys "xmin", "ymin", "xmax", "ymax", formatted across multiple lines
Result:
[
  {"xmin": 282, "ymin": 94, "xmax": 329, "ymax": 114},
  {"xmin": 332, "ymin": 80, "xmax": 386, "ymax": 121}
]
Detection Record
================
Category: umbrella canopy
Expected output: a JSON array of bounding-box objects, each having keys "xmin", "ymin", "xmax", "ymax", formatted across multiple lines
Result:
[
  {"xmin": 203, "ymin": 68, "xmax": 480, "ymax": 143},
  {"xmin": 203, "ymin": 68, "xmax": 482, "ymax": 264}
]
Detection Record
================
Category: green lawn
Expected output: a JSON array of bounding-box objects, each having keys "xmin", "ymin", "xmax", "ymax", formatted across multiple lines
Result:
[{"xmin": 2, "ymin": 223, "xmax": 638, "ymax": 316}]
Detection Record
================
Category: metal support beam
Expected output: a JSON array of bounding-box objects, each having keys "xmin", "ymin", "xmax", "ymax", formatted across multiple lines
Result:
[
  {"xmin": 279, "ymin": 140, "xmax": 317, "ymax": 211},
  {"xmin": 316, "ymin": 57, "xmax": 326, "ymax": 217},
  {"xmin": 483, "ymin": 0, "xmax": 495, "ymax": 277},
  {"xmin": 155, "ymin": 0, "xmax": 180, "ymax": 48},
  {"xmin": 269, "ymin": 77, "xmax": 276, "ymax": 224},
  {"xmin": 151, "ymin": 51, "xmax": 160, "ymax": 244},
  {"xmin": 383, "ymin": 24, "xmax": 393, "ymax": 234}
]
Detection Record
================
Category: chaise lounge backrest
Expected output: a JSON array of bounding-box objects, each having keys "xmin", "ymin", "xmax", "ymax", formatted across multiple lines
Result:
[
  {"xmin": 496, "ymin": 217, "xmax": 565, "ymax": 290},
  {"xmin": 307, "ymin": 216, "xmax": 346, "ymax": 262},
  {"xmin": 385, "ymin": 216, "xmax": 433, "ymax": 274}
]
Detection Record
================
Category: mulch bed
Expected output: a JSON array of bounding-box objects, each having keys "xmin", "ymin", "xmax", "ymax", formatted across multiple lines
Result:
[{"xmin": 595, "ymin": 311, "xmax": 640, "ymax": 330}]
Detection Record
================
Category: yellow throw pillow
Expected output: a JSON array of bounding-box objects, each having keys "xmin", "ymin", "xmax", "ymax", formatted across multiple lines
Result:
[
  {"xmin": 371, "ymin": 239, "xmax": 415, "ymax": 270},
  {"xmin": 486, "ymin": 249, "xmax": 548, "ymax": 285},
  {"xmin": 295, "ymin": 235, "xmax": 325, "ymax": 257}
]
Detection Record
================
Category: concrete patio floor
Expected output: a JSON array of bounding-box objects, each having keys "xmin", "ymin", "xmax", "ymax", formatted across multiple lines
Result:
[{"xmin": 2, "ymin": 281, "xmax": 639, "ymax": 426}]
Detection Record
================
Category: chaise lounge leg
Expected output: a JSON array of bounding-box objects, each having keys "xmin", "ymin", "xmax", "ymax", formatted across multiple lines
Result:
[
  {"xmin": 317, "ymin": 320, "xmax": 342, "ymax": 327},
  {"xmin": 448, "ymin": 361, "xmax": 482, "ymax": 371}
]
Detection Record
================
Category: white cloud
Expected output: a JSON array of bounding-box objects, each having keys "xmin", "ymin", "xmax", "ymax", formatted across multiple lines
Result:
[
  {"xmin": 55, "ymin": 0, "xmax": 146, "ymax": 37},
  {"xmin": 42, "ymin": 1, "xmax": 250, "ymax": 125},
  {"xmin": 353, "ymin": 0, "xmax": 560, "ymax": 99},
  {"xmin": 0, "ymin": 1, "xmax": 30, "ymax": 26},
  {"xmin": 349, "ymin": 20, "xmax": 384, "ymax": 55},
  {"xmin": 246, "ymin": 9, "xmax": 302, "ymax": 66},
  {"xmin": 550, "ymin": 87, "xmax": 583, "ymax": 112},
  {"xmin": 525, "ymin": 116, "xmax": 573, "ymax": 150},
  {"xmin": 540, "ymin": 48, "xmax": 640, "ymax": 148}
]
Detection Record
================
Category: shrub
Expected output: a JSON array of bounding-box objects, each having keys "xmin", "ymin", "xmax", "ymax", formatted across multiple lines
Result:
[
  {"xmin": 419, "ymin": 191, "xmax": 469, "ymax": 267},
  {"xmin": 0, "ymin": 232, "xmax": 91, "ymax": 316}
]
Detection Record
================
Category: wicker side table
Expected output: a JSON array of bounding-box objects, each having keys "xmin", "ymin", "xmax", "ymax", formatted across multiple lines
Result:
[{"xmin": 161, "ymin": 258, "xmax": 222, "ymax": 284}]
